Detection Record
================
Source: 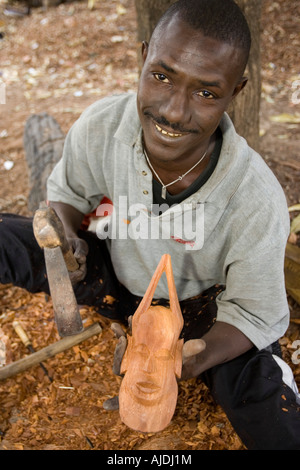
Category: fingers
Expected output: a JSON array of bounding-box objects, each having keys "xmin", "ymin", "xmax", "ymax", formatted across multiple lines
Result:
[
  {"xmin": 103, "ymin": 395, "xmax": 119, "ymax": 411},
  {"xmin": 72, "ymin": 238, "xmax": 89, "ymax": 263},
  {"xmin": 128, "ymin": 315, "xmax": 133, "ymax": 334},
  {"xmin": 111, "ymin": 322, "xmax": 126, "ymax": 339},
  {"xmin": 112, "ymin": 335, "xmax": 127, "ymax": 375},
  {"xmin": 182, "ymin": 338, "xmax": 206, "ymax": 364},
  {"xmin": 69, "ymin": 261, "xmax": 87, "ymax": 284},
  {"xmin": 110, "ymin": 321, "xmax": 130, "ymax": 376},
  {"xmin": 68, "ymin": 237, "xmax": 89, "ymax": 263},
  {"xmin": 180, "ymin": 340, "xmax": 206, "ymax": 381},
  {"xmin": 66, "ymin": 237, "xmax": 89, "ymax": 283}
]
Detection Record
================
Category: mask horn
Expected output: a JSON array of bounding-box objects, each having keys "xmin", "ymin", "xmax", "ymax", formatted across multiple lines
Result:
[{"xmin": 133, "ymin": 254, "xmax": 183, "ymax": 332}]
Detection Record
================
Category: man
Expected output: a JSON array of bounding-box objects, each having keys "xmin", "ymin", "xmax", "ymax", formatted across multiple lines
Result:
[{"xmin": 0, "ymin": 0, "xmax": 299, "ymax": 449}]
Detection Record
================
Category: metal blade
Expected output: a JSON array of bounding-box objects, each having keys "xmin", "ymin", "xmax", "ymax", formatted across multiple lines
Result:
[{"xmin": 44, "ymin": 246, "xmax": 83, "ymax": 337}]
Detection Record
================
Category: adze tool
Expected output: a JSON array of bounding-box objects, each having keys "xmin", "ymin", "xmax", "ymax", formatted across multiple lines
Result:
[{"xmin": 33, "ymin": 203, "xmax": 84, "ymax": 337}]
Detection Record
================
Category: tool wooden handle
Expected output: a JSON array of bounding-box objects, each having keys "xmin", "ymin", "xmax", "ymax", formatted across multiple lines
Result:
[
  {"xmin": 0, "ymin": 323, "xmax": 102, "ymax": 381},
  {"xmin": 33, "ymin": 203, "xmax": 79, "ymax": 272}
]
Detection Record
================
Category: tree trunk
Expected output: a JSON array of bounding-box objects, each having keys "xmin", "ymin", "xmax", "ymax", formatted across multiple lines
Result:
[
  {"xmin": 135, "ymin": 0, "xmax": 177, "ymax": 69},
  {"xmin": 24, "ymin": 113, "xmax": 65, "ymax": 212},
  {"xmin": 227, "ymin": 0, "xmax": 262, "ymax": 151},
  {"xmin": 134, "ymin": 0, "xmax": 262, "ymax": 151},
  {"xmin": 135, "ymin": 0, "xmax": 177, "ymax": 49}
]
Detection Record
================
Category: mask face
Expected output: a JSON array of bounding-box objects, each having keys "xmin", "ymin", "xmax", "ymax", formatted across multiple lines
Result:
[{"xmin": 119, "ymin": 255, "xmax": 184, "ymax": 433}]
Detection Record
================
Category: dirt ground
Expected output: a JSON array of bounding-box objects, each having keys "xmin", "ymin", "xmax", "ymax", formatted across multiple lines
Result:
[{"xmin": 0, "ymin": 0, "xmax": 299, "ymax": 451}]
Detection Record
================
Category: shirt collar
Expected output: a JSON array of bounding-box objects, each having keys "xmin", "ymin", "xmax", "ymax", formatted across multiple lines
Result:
[{"xmin": 113, "ymin": 92, "xmax": 142, "ymax": 148}]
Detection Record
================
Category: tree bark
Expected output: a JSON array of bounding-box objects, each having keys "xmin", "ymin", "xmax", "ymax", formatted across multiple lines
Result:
[
  {"xmin": 227, "ymin": 0, "xmax": 262, "ymax": 151},
  {"xmin": 134, "ymin": 0, "xmax": 262, "ymax": 151},
  {"xmin": 135, "ymin": 0, "xmax": 177, "ymax": 49},
  {"xmin": 135, "ymin": 0, "xmax": 177, "ymax": 69},
  {"xmin": 24, "ymin": 112, "xmax": 65, "ymax": 212}
]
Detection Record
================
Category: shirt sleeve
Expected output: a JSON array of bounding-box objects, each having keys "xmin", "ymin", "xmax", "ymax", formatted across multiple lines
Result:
[
  {"xmin": 47, "ymin": 115, "xmax": 104, "ymax": 215},
  {"xmin": 216, "ymin": 196, "xmax": 290, "ymax": 350}
]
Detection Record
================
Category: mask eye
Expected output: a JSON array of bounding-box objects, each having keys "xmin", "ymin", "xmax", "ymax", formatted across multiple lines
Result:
[
  {"xmin": 133, "ymin": 344, "xmax": 149, "ymax": 358},
  {"xmin": 155, "ymin": 349, "xmax": 174, "ymax": 361}
]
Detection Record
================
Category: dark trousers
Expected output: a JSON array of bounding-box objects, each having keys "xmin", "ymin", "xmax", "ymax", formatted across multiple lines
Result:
[{"xmin": 1, "ymin": 213, "xmax": 300, "ymax": 450}]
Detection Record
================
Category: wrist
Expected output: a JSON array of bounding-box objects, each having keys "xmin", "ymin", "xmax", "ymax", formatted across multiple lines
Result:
[
  {"xmin": 181, "ymin": 321, "xmax": 253, "ymax": 380},
  {"xmin": 49, "ymin": 201, "xmax": 84, "ymax": 237},
  {"xmin": 181, "ymin": 348, "xmax": 210, "ymax": 380}
]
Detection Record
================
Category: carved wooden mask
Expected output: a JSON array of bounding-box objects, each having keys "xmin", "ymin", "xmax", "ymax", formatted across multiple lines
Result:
[{"xmin": 119, "ymin": 254, "xmax": 184, "ymax": 433}]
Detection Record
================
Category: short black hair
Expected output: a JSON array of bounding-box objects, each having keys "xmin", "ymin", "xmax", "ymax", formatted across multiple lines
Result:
[{"xmin": 152, "ymin": 0, "xmax": 251, "ymax": 66}]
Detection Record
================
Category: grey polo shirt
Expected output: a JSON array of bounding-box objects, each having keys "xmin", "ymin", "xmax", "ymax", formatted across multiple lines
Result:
[{"xmin": 47, "ymin": 92, "xmax": 290, "ymax": 350}]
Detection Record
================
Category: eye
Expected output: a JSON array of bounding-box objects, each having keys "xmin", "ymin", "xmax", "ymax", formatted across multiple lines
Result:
[
  {"xmin": 153, "ymin": 73, "xmax": 170, "ymax": 84},
  {"xmin": 155, "ymin": 349, "xmax": 174, "ymax": 361},
  {"xmin": 197, "ymin": 90, "xmax": 214, "ymax": 99},
  {"xmin": 133, "ymin": 344, "xmax": 149, "ymax": 357}
]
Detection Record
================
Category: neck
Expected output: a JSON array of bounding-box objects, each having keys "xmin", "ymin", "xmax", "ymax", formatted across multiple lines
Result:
[{"xmin": 144, "ymin": 134, "xmax": 216, "ymax": 196}]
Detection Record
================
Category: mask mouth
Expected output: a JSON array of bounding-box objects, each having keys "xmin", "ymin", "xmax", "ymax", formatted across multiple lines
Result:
[{"xmin": 135, "ymin": 381, "xmax": 161, "ymax": 394}]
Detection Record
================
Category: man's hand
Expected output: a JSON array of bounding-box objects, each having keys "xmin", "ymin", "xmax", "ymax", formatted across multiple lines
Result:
[
  {"xmin": 102, "ymin": 318, "xmax": 132, "ymax": 411},
  {"xmin": 110, "ymin": 321, "xmax": 130, "ymax": 376},
  {"xmin": 181, "ymin": 338, "xmax": 206, "ymax": 380},
  {"xmin": 67, "ymin": 237, "xmax": 89, "ymax": 284},
  {"xmin": 47, "ymin": 201, "xmax": 89, "ymax": 284},
  {"xmin": 181, "ymin": 322, "xmax": 254, "ymax": 380}
]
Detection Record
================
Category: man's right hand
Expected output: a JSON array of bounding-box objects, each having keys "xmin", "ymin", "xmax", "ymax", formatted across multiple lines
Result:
[
  {"xmin": 48, "ymin": 201, "xmax": 89, "ymax": 284},
  {"xmin": 67, "ymin": 236, "xmax": 89, "ymax": 284}
]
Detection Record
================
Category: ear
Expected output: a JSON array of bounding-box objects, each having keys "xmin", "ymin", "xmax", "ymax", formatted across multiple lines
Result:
[
  {"xmin": 141, "ymin": 41, "xmax": 149, "ymax": 64},
  {"xmin": 231, "ymin": 76, "xmax": 248, "ymax": 99},
  {"xmin": 174, "ymin": 338, "xmax": 184, "ymax": 378}
]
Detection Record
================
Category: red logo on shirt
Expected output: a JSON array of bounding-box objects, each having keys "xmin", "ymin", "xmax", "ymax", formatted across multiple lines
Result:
[{"xmin": 171, "ymin": 236, "xmax": 195, "ymax": 248}]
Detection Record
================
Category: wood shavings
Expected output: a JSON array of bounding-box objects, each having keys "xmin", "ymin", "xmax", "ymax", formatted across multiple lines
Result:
[
  {"xmin": 1, "ymin": 283, "xmax": 299, "ymax": 451},
  {"xmin": 103, "ymin": 295, "xmax": 115, "ymax": 305},
  {"xmin": 0, "ymin": 281, "xmax": 246, "ymax": 450},
  {"xmin": 0, "ymin": 328, "xmax": 12, "ymax": 366},
  {"xmin": 0, "ymin": 285, "xmax": 300, "ymax": 450}
]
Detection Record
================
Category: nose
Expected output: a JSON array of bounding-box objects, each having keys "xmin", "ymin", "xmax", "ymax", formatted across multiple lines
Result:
[
  {"xmin": 142, "ymin": 354, "xmax": 156, "ymax": 374},
  {"xmin": 158, "ymin": 88, "xmax": 191, "ymax": 129}
]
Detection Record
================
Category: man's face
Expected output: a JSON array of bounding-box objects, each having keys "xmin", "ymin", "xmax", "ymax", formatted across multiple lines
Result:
[{"xmin": 137, "ymin": 17, "xmax": 247, "ymax": 165}]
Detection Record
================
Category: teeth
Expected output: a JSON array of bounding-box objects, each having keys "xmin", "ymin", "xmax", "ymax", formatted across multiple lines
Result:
[{"xmin": 155, "ymin": 124, "xmax": 182, "ymax": 138}]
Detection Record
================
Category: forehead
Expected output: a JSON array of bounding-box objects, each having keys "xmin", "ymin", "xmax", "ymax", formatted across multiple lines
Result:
[
  {"xmin": 135, "ymin": 306, "xmax": 173, "ymax": 330},
  {"xmin": 147, "ymin": 17, "xmax": 244, "ymax": 83},
  {"xmin": 133, "ymin": 307, "xmax": 178, "ymax": 346}
]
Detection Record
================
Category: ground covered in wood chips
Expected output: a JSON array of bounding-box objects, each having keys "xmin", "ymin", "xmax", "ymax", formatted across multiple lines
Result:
[{"xmin": 0, "ymin": 0, "xmax": 300, "ymax": 451}]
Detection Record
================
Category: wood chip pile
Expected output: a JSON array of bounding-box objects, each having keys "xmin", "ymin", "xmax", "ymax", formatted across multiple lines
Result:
[{"xmin": 0, "ymin": 283, "xmax": 299, "ymax": 450}]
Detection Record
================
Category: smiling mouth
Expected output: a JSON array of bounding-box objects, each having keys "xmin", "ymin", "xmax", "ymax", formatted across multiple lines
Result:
[{"xmin": 155, "ymin": 123, "xmax": 183, "ymax": 138}]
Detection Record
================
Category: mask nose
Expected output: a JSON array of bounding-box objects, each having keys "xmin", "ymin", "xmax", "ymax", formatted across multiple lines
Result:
[{"xmin": 142, "ymin": 353, "xmax": 156, "ymax": 374}]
